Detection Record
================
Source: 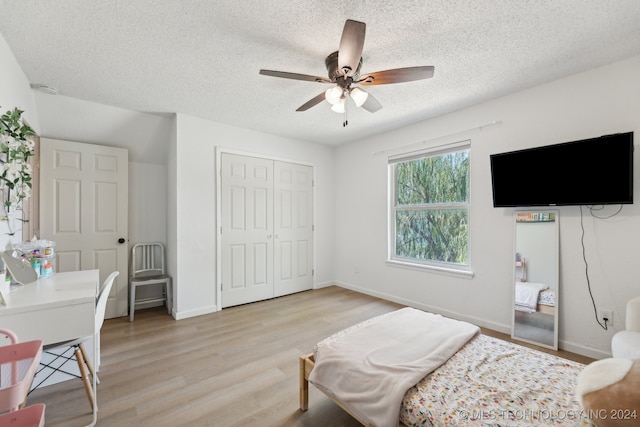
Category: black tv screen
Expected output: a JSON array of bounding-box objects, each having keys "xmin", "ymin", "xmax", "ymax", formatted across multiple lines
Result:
[{"xmin": 490, "ymin": 132, "xmax": 634, "ymax": 207}]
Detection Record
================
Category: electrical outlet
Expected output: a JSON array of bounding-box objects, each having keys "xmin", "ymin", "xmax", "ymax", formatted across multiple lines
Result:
[{"xmin": 598, "ymin": 309, "xmax": 614, "ymax": 327}]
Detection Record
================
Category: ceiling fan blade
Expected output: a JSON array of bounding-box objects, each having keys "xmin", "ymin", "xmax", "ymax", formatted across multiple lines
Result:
[
  {"xmin": 259, "ymin": 69, "xmax": 331, "ymax": 83},
  {"xmin": 357, "ymin": 66, "xmax": 435, "ymax": 85},
  {"xmin": 360, "ymin": 92, "xmax": 382, "ymax": 113},
  {"xmin": 338, "ymin": 19, "xmax": 366, "ymax": 77},
  {"xmin": 296, "ymin": 92, "xmax": 327, "ymax": 111}
]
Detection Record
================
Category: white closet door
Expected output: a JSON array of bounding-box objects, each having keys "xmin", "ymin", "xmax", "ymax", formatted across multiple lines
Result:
[
  {"xmin": 221, "ymin": 153, "xmax": 274, "ymax": 308},
  {"xmin": 220, "ymin": 153, "xmax": 313, "ymax": 308},
  {"xmin": 273, "ymin": 161, "xmax": 313, "ymax": 297},
  {"xmin": 40, "ymin": 138, "xmax": 129, "ymax": 319}
]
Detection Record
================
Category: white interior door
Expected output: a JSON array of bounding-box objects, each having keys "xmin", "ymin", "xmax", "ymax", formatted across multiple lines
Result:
[
  {"xmin": 221, "ymin": 153, "xmax": 274, "ymax": 308},
  {"xmin": 220, "ymin": 153, "xmax": 313, "ymax": 308},
  {"xmin": 274, "ymin": 161, "xmax": 313, "ymax": 297},
  {"xmin": 40, "ymin": 138, "xmax": 129, "ymax": 319}
]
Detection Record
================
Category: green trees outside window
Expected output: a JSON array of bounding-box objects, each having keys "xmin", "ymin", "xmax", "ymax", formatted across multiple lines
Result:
[{"xmin": 392, "ymin": 148, "xmax": 469, "ymax": 266}]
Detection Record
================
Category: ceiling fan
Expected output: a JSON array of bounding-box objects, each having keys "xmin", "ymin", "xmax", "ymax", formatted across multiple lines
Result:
[{"xmin": 259, "ymin": 19, "xmax": 434, "ymax": 125}]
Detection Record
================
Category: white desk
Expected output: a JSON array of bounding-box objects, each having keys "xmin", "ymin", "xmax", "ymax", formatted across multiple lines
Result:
[{"xmin": 0, "ymin": 269, "xmax": 99, "ymax": 426}]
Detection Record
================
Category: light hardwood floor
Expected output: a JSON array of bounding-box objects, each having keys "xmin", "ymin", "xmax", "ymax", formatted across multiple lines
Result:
[{"xmin": 27, "ymin": 286, "xmax": 594, "ymax": 427}]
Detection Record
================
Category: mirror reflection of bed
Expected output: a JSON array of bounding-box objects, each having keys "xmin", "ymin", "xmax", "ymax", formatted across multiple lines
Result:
[{"xmin": 512, "ymin": 211, "xmax": 559, "ymax": 349}]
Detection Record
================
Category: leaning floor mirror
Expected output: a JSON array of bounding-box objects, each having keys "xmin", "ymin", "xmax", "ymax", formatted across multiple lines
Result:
[{"xmin": 512, "ymin": 210, "xmax": 559, "ymax": 350}]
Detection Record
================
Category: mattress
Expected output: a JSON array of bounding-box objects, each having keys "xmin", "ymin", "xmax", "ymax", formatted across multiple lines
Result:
[
  {"xmin": 538, "ymin": 288, "xmax": 556, "ymax": 307},
  {"xmin": 313, "ymin": 310, "xmax": 397, "ymax": 358},
  {"xmin": 314, "ymin": 312, "xmax": 592, "ymax": 427},
  {"xmin": 400, "ymin": 334, "xmax": 593, "ymax": 426}
]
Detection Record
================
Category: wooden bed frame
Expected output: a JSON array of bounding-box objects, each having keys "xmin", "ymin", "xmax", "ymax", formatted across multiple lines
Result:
[
  {"xmin": 298, "ymin": 354, "xmax": 314, "ymax": 413},
  {"xmin": 537, "ymin": 302, "xmax": 555, "ymax": 315},
  {"xmin": 300, "ymin": 354, "xmax": 363, "ymax": 417},
  {"xmin": 299, "ymin": 353, "xmax": 406, "ymax": 427}
]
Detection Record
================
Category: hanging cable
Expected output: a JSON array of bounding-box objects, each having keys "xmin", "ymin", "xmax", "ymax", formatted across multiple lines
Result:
[
  {"xmin": 580, "ymin": 205, "xmax": 609, "ymax": 330},
  {"xmin": 581, "ymin": 204, "xmax": 624, "ymax": 329},
  {"xmin": 588, "ymin": 204, "xmax": 623, "ymax": 219}
]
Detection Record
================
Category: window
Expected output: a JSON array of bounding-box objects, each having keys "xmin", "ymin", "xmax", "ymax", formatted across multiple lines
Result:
[{"xmin": 388, "ymin": 141, "xmax": 470, "ymax": 272}]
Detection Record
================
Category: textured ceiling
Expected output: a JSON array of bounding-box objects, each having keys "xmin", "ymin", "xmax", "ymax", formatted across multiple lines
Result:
[{"xmin": 1, "ymin": 1, "xmax": 640, "ymax": 146}]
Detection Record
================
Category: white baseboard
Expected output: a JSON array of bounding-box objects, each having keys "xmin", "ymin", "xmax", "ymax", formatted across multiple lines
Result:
[
  {"xmin": 559, "ymin": 341, "xmax": 610, "ymax": 360},
  {"xmin": 333, "ymin": 280, "xmax": 510, "ymax": 334},
  {"xmin": 333, "ymin": 280, "xmax": 606, "ymax": 360},
  {"xmin": 174, "ymin": 305, "xmax": 217, "ymax": 320},
  {"xmin": 313, "ymin": 280, "xmax": 335, "ymax": 289}
]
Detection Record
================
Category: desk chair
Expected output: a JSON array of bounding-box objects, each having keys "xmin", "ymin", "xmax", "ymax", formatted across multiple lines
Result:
[
  {"xmin": 0, "ymin": 329, "xmax": 43, "ymax": 414},
  {"xmin": 0, "ymin": 404, "xmax": 45, "ymax": 427},
  {"xmin": 129, "ymin": 243, "xmax": 172, "ymax": 321},
  {"xmin": 31, "ymin": 271, "xmax": 119, "ymax": 410}
]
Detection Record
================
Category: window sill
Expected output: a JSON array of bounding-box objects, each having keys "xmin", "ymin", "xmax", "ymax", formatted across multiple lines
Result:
[{"xmin": 386, "ymin": 259, "xmax": 474, "ymax": 279}]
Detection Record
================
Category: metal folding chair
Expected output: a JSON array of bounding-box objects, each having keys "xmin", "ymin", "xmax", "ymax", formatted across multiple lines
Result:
[{"xmin": 129, "ymin": 243, "xmax": 172, "ymax": 321}]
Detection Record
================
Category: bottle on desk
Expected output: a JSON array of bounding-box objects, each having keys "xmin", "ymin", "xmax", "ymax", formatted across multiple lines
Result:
[
  {"xmin": 40, "ymin": 262, "xmax": 54, "ymax": 277},
  {"xmin": 30, "ymin": 258, "xmax": 41, "ymax": 278}
]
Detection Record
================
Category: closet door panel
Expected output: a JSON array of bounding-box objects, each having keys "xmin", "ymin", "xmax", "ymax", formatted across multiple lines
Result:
[
  {"xmin": 273, "ymin": 161, "xmax": 313, "ymax": 297},
  {"xmin": 221, "ymin": 153, "xmax": 274, "ymax": 308}
]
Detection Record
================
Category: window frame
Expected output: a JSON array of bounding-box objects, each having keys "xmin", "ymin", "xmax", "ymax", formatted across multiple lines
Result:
[{"xmin": 387, "ymin": 140, "xmax": 473, "ymax": 277}]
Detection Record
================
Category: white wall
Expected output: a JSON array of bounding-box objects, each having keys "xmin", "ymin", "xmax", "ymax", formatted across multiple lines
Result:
[
  {"xmin": 172, "ymin": 114, "xmax": 334, "ymax": 319},
  {"xmin": 167, "ymin": 115, "xmax": 178, "ymax": 314},
  {"xmin": 129, "ymin": 162, "xmax": 167, "ymax": 243},
  {"xmin": 333, "ymin": 55, "xmax": 640, "ymax": 359},
  {"xmin": 0, "ymin": 33, "xmax": 40, "ymax": 247},
  {"xmin": 33, "ymin": 92, "xmax": 172, "ymax": 165},
  {"xmin": 0, "ymin": 34, "xmax": 38, "ymax": 132},
  {"xmin": 128, "ymin": 161, "xmax": 168, "ymax": 304}
]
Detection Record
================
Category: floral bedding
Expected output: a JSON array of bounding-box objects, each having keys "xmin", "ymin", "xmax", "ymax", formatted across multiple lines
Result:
[
  {"xmin": 310, "ymin": 308, "xmax": 479, "ymax": 427},
  {"xmin": 538, "ymin": 288, "xmax": 556, "ymax": 307},
  {"xmin": 400, "ymin": 334, "xmax": 593, "ymax": 426}
]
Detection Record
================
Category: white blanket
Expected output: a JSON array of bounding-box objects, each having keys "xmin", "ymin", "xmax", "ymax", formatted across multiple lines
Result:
[
  {"xmin": 514, "ymin": 281, "xmax": 548, "ymax": 312},
  {"xmin": 308, "ymin": 307, "xmax": 480, "ymax": 427}
]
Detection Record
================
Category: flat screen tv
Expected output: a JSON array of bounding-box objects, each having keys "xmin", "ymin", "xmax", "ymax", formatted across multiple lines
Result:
[{"xmin": 490, "ymin": 132, "xmax": 634, "ymax": 207}]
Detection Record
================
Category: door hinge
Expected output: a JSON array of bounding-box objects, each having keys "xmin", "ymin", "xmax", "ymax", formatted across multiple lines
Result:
[
  {"xmin": 312, "ymin": 269, "xmax": 315, "ymax": 277},
  {"xmin": 220, "ymin": 226, "xmax": 222, "ymax": 234},
  {"xmin": 312, "ymin": 225, "xmax": 315, "ymax": 232}
]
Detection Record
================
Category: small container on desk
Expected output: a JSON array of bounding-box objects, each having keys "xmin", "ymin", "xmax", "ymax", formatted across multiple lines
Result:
[
  {"xmin": 12, "ymin": 239, "xmax": 56, "ymax": 278},
  {"xmin": 35, "ymin": 247, "xmax": 56, "ymax": 278}
]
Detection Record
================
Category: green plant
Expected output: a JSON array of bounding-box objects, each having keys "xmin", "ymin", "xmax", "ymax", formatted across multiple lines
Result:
[{"xmin": 0, "ymin": 106, "xmax": 35, "ymax": 235}]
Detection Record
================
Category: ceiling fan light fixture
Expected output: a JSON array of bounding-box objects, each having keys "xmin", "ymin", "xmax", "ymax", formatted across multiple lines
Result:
[
  {"xmin": 325, "ymin": 86, "xmax": 343, "ymax": 105},
  {"xmin": 258, "ymin": 19, "xmax": 434, "ymax": 120},
  {"xmin": 331, "ymin": 97, "xmax": 346, "ymax": 113},
  {"xmin": 350, "ymin": 87, "xmax": 369, "ymax": 107}
]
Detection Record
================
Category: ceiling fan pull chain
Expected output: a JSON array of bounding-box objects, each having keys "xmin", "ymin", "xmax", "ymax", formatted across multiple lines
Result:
[{"xmin": 343, "ymin": 101, "xmax": 349, "ymax": 127}]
